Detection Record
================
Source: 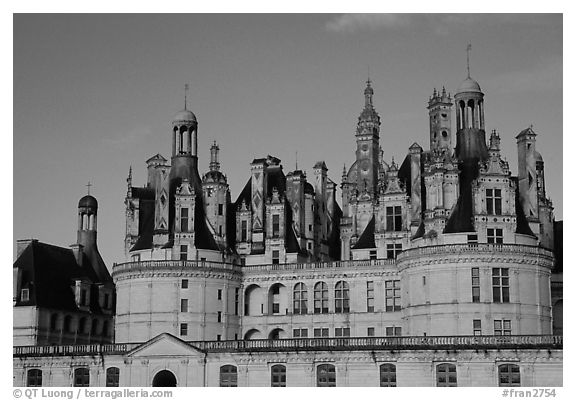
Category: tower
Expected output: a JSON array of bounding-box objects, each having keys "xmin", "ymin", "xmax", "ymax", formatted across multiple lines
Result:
[
  {"xmin": 77, "ymin": 192, "xmax": 111, "ymax": 281},
  {"xmin": 202, "ymin": 141, "xmax": 230, "ymax": 245},
  {"xmin": 428, "ymin": 87, "xmax": 453, "ymax": 152},
  {"xmin": 355, "ymin": 79, "xmax": 381, "ymax": 198}
]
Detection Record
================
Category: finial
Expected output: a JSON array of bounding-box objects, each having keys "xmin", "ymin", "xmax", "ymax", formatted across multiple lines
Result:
[
  {"xmin": 295, "ymin": 151, "xmax": 298, "ymax": 170},
  {"xmin": 433, "ymin": 88, "xmax": 437, "ymax": 97},
  {"xmin": 184, "ymin": 83, "xmax": 189, "ymax": 110},
  {"xmin": 466, "ymin": 43, "xmax": 472, "ymax": 78},
  {"xmin": 442, "ymin": 86, "xmax": 446, "ymax": 96},
  {"xmin": 86, "ymin": 181, "xmax": 92, "ymax": 195},
  {"xmin": 367, "ymin": 65, "xmax": 371, "ymax": 85},
  {"xmin": 127, "ymin": 166, "xmax": 132, "ymax": 185}
]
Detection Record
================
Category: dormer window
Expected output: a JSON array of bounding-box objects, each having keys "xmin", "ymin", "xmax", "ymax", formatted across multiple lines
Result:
[
  {"xmin": 80, "ymin": 289, "xmax": 87, "ymax": 306},
  {"xmin": 486, "ymin": 189, "xmax": 502, "ymax": 215},
  {"xmin": 180, "ymin": 208, "xmax": 189, "ymax": 232},
  {"xmin": 272, "ymin": 214, "xmax": 280, "ymax": 237},
  {"xmin": 21, "ymin": 288, "xmax": 29, "ymax": 302}
]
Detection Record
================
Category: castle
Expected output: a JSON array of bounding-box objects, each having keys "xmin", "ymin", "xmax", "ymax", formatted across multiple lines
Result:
[{"xmin": 13, "ymin": 59, "xmax": 563, "ymax": 387}]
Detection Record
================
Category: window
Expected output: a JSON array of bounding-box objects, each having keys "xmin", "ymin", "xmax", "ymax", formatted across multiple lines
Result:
[
  {"xmin": 492, "ymin": 268, "xmax": 510, "ymax": 303},
  {"xmin": 386, "ymin": 206, "xmax": 402, "ymax": 231},
  {"xmin": 499, "ymin": 364, "xmax": 521, "ymax": 387},
  {"xmin": 217, "ymin": 311, "xmax": 222, "ymax": 322},
  {"xmin": 486, "ymin": 189, "xmax": 502, "ymax": 215},
  {"xmin": 385, "ymin": 280, "xmax": 401, "ymax": 312},
  {"xmin": 181, "ymin": 299, "xmax": 188, "ymax": 312},
  {"xmin": 180, "ymin": 323, "xmax": 188, "ymax": 336},
  {"xmin": 27, "ymin": 369, "xmax": 42, "ymax": 387},
  {"xmin": 234, "ymin": 288, "xmax": 239, "ymax": 316},
  {"xmin": 218, "ymin": 204, "xmax": 224, "ymax": 216},
  {"xmin": 316, "ymin": 364, "xmax": 336, "ymax": 387},
  {"xmin": 379, "ymin": 364, "xmax": 397, "ymax": 387},
  {"xmin": 367, "ymin": 281, "xmax": 374, "ymax": 312},
  {"xmin": 182, "ymin": 279, "xmax": 189, "ymax": 289},
  {"xmin": 102, "ymin": 320, "xmax": 109, "ymax": 337},
  {"xmin": 91, "ymin": 319, "xmax": 99, "ymax": 335},
  {"xmin": 472, "ymin": 268, "xmax": 480, "ymax": 302},
  {"xmin": 74, "ymin": 367, "xmax": 90, "ymax": 387},
  {"xmin": 467, "ymin": 234, "xmax": 478, "ymax": 243},
  {"xmin": 241, "ymin": 220, "xmax": 248, "ymax": 242},
  {"xmin": 180, "ymin": 207, "xmax": 189, "ymax": 232},
  {"xmin": 293, "ymin": 328, "xmax": 308, "ymax": 338},
  {"xmin": 272, "ymin": 214, "xmax": 280, "ymax": 237},
  {"xmin": 487, "ymin": 228, "xmax": 503, "ymax": 244},
  {"xmin": 293, "ymin": 283, "xmax": 308, "ymax": 315},
  {"xmin": 20, "ymin": 288, "xmax": 29, "ymax": 302},
  {"xmin": 64, "ymin": 315, "xmax": 72, "ymax": 333},
  {"xmin": 272, "ymin": 250, "xmax": 280, "ymax": 265},
  {"xmin": 436, "ymin": 363, "xmax": 457, "ymax": 387},
  {"xmin": 131, "ymin": 253, "xmax": 141, "ymax": 262},
  {"xmin": 271, "ymin": 364, "xmax": 286, "ymax": 387},
  {"xmin": 367, "ymin": 327, "xmax": 375, "ymax": 337},
  {"xmin": 271, "ymin": 285, "xmax": 280, "ymax": 314},
  {"xmin": 314, "ymin": 282, "xmax": 329, "ymax": 314},
  {"xmin": 104, "ymin": 293, "xmax": 110, "ymax": 309},
  {"xmin": 78, "ymin": 317, "xmax": 87, "ymax": 334},
  {"xmin": 334, "ymin": 281, "xmax": 350, "ymax": 313},
  {"xmin": 219, "ymin": 365, "xmax": 238, "ymax": 387},
  {"xmin": 473, "ymin": 319, "xmax": 482, "ymax": 336},
  {"xmin": 369, "ymin": 250, "xmax": 377, "ymax": 260},
  {"xmin": 335, "ymin": 327, "xmax": 350, "ymax": 337},
  {"xmin": 385, "ymin": 327, "xmax": 402, "ymax": 336},
  {"xmin": 50, "ymin": 313, "xmax": 58, "ymax": 332},
  {"xmin": 314, "ymin": 328, "xmax": 329, "ymax": 337},
  {"xmin": 494, "ymin": 319, "xmax": 511, "ymax": 336},
  {"xmin": 180, "ymin": 245, "xmax": 187, "ymax": 261},
  {"xmin": 217, "ymin": 334, "xmax": 221, "ymax": 341},
  {"xmin": 106, "ymin": 367, "xmax": 119, "ymax": 387},
  {"xmin": 217, "ymin": 289, "xmax": 222, "ymax": 300},
  {"xmin": 386, "ymin": 243, "xmax": 402, "ymax": 259}
]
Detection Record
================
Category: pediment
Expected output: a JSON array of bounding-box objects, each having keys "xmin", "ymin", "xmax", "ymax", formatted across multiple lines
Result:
[{"xmin": 126, "ymin": 333, "xmax": 204, "ymax": 358}]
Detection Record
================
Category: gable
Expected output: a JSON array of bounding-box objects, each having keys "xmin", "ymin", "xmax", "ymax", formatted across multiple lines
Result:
[{"xmin": 127, "ymin": 333, "xmax": 204, "ymax": 358}]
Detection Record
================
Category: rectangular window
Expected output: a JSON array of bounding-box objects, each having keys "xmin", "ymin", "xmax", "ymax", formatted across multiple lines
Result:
[
  {"xmin": 494, "ymin": 319, "xmax": 511, "ymax": 335},
  {"xmin": 234, "ymin": 288, "xmax": 239, "ymax": 316},
  {"xmin": 241, "ymin": 220, "xmax": 248, "ymax": 242},
  {"xmin": 467, "ymin": 234, "xmax": 478, "ymax": 244},
  {"xmin": 181, "ymin": 279, "xmax": 189, "ymax": 289},
  {"xmin": 335, "ymin": 327, "xmax": 350, "ymax": 337},
  {"xmin": 486, "ymin": 189, "xmax": 502, "ymax": 215},
  {"xmin": 217, "ymin": 334, "xmax": 221, "ymax": 341},
  {"xmin": 217, "ymin": 289, "xmax": 222, "ymax": 300},
  {"xmin": 271, "ymin": 285, "xmax": 280, "ymax": 314},
  {"xmin": 492, "ymin": 268, "xmax": 510, "ymax": 303},
  {"xmin": 293, "ymin": 328, "xmax": 308, "ymax": 338},
  {"xmin": 218, "ymin": 204, "xmax": 224, "ymax": 216},
  {"xmin": 367, "ymin": 327, "xmax": 375, "ymax": 337},
  {"xmin": 180, "ymin": 299, "xmax": 188, "ymax": 312},
  {"xmin": 21, "ymin": 288, "xmax": 30, "ymax": 302},
  {"xmin": 385, "ymin": 280, "xmax": 401, "ymax": 312},
  {"xmin": 272, "ymin": 250, "xmax": 280, "ymax": 265},
  {"xmin": 386, "ymin": 206, "xmax": 402, "ymax": 231},
  {"xmin": 473, "ymin": 319, "xmax": 482, "ymax": 336},
  {"xmin": 314, "ymin": 328, "xmax": 329, "ymax": 337},
  {"xmin": 369, "ymin": 250, "xmax": 377, "ymax": 260},
  {"xmin": 180, "ymin": 323, "xmax": 188, "ymax": 336},
  {"xmin": 386, "ymin": 243, "xmax": 402, "ymax": 259},
  {"xmin": 472, "ymin": 268, "xmax": 480, "ymax": 303},
  {"xmin": 271, "ymin": 365, "xmax": 287, "ymax": 387},
  {"xmin": 180, "ymin": 208, "xmax": 189, "ymax": 232},
  {"xmin": 272, "ymin": 214, "xmax": 280, "ymax": 237},
  {"xmin": 180, "ymin": 245, "xmax": 187, "ymax": 261},
  {"xmin": 217, "ymin": 311, "xmax": 222, "ymax": 323},
  {"xmin": 104, "ymin": 293, "xmax": 110, "ymax": 309},
  {"xmin": 131, "ymin": 253, "xmax": 141, "ymax": 262},
  {"xmin": 487, "ymin": 228, "xmax": 504, "ymax": 244},
  {"xmin": 385, "ymin": 327, "xmax": 402, "ymax": 336},
  {"xmin": 367, "ymin": 281, "xmax": 374, "ymax": 312}
]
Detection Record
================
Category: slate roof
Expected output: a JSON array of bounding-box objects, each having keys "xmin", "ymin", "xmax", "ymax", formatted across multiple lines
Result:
[
  {"xmin": 352, "ymin": 216, "xmax": 376, "ymax": 249},
  {"xmin": 13, "ymin": 241, "xmax": 108, "ymax": 313}
]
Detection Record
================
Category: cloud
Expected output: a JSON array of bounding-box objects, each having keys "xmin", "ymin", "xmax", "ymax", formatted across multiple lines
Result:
[{"xmin": 326, "ymin": 14, "xmax": 413, "ymax": 33}]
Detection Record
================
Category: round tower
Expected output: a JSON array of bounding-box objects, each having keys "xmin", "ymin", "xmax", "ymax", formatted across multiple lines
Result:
[{"xmin": 428, "ymin": 87, "xmax": 453, "ymax": 152}]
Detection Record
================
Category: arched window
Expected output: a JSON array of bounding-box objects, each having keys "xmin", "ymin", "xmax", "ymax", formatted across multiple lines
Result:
[
  {"xmin": 106, "ymin": 367, "xmax": 120, "ymax": 387},
  {"xmin": 379, "ymin": 364, "xmax": 396, "ymax": 387},
  {"xmin": 316, "ymin": 364, "xmax": 336, "ymax": 387},
  {"xmin": 436, "ymin": 363, "xmax": 457, "ymax": 387},
  {"xmin": 74, "ymin": 367, "xmax": 90, "ymax": 387},
  {"xmin": 78, "ymin": 317, "xmax": 87, "ymax": 334},
  {"xmin": 335, "ymin": 281, "xmax": 350, "ymax": 313},
  {"xmin": 63, "ymin": 315, "xmax": 72, "ymax": 333},
  {"xmin": 314, "ymin": 282, "xmax": 328, "ymax": 314},
  {"xmin": 498, "ymin": 364, "xmax": 521, "ymax": 387},
  {"xmin": 219, "ymin": 365, "xmax": 237, "ymax": 387},
  {"xmin": 50, "ymin": 313, "xmax": 59, "ymax": 332},
  {"xmin": 102, "ymin": 320, "xmax": 109, "ymax": 337},
  {"xmin": 271, "ymin": 364, "xmax": 286, "ymax": 387},
  {"xmin": 91, "ymin": 319, "xmax": 99, "ymax": 336},
  {"xmin": 293, "ymin": 283, "xmax": 307, "ymax": 315},
  {"xmin": 27, "ymin": 369, "xmax": 42, "ymax": 387}
]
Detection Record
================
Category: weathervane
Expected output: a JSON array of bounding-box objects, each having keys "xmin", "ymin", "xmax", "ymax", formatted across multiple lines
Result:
[
  {"xmin": 184, "ymin": 83, "xmax": 189, "ymax": 110},
  {"xmin": 466, "ymin": 43, "xmax": 472, "ymax": 78},
  {"xmin": 86, "ymin": 181, "xmax": 92, "ymax": 195}
]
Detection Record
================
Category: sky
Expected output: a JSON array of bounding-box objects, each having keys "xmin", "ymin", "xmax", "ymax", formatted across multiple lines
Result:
[{"xmin": 13, "ymin": 14, "xmax": 563, "ymax": 267}]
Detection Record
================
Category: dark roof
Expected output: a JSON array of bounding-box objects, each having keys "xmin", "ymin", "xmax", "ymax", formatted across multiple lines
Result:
[
  {"xmin": 327, "ymin": 202, "xmax": 342, "ymax": 260},
  {"xmin": 412, "ymin": 221, "xmax": 426, "ymax": 239},
  {"xmin": 398, "ymin": 154, "xmax": 412, "ymax": 197},
  {"xmin": 304, "ymin": 182, "xmax": 314, "ymax": 195},
  {"xmin": 131, "ymin": 187, "xmax": 155, "ymax": 200},
  {"xmin": 352, "ymin": 216, "xmax": 376, "ymax": 249},
  {"xmin": 512, "ymin": 177, "xmax": 535, "ymax": 237},
  {"xmin": 78, "ymin": 195, "xmax": 98, "ymax": 209},
  {"xmin": 234, "ymin": 179, "xmax": 252, "ymax": 209},
  {"xmin": 444, "ymin": 161, "xmax": 477, "ymax": 233},
  {"xmin": 266, "ymin": 166, "xmax": 286, "ymax": 198},
  {"xmin": 13, "ymin": 241, "xmax": 108, "ymax": 313},
  {"xmin": 193, "ymin": 200, "xmax": 220, "ymax": 251},
  {"xmin": 130, "ymin": 198, "xmax": 155, "ymax": 251},
  {"xmin": 553, "ymin": 221, "xmax": 563, "ymax": 273}
]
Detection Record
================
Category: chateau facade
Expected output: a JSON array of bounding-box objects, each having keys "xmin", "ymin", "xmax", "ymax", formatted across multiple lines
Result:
[{"xmin": 13, "ymin": 61, "xmax": 563, "ymax": 387}]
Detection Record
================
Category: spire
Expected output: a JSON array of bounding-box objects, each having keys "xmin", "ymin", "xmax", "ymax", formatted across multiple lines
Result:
[
  {"xmin": 295, "ymin": 150, "xmax": 298, "ymax": 170},
  {"xmin": 209, "ymin": 141, "xmax": 220, "ymax": 172},
  {"xmin": 184, "ymin": 83, "xmax": 189, "ymax": 110},
  {"xmin": 127, "ymin": 166, "xmax": 132, "ymax": 186},
  {"xmin": 466, "ymin": 43, "xmax": 472, "ymax": 78},
  {"xmin": 364, "ymin": 78, "xmax": 374, "ymax": 108},
  {"xmin": 86, "ymin": 181, "xmax": 92, "ymax": 195}
]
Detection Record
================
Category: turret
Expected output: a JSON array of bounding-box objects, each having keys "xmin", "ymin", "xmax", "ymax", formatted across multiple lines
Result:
[{"xmin": 428, "ymin": 86, "xmax": 453, "ymax": 152}]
